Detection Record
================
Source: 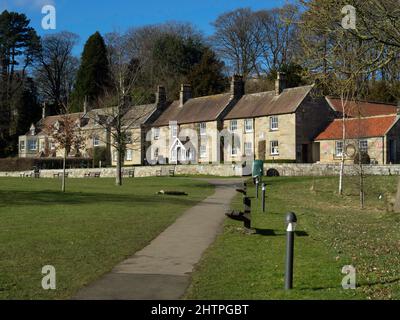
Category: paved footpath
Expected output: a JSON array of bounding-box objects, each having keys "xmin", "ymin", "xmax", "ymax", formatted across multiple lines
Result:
[{"xmin": 74, "ymin": 178, "xmax": 245, "ymax": 300}]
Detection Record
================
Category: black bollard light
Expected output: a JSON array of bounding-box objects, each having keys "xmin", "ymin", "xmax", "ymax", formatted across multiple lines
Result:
[
  {"xmin": 285, "ymin": 212, "xmax": 297, "ymax": 290},
  {"xmin": 262, "ymin": 183, "xmax": 266, "ymax": 213},
  {"xmin": 255, "ymin": 177, "xmax": 259, "ymax": 199},
  {"xmin": 243, "ymin": 197, "xmax": 251, "ymax": 229}
]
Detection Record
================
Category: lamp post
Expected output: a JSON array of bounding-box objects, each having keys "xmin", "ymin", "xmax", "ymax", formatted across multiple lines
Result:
[
  {"xmin": 285, "ymin": 212, "xmax": 297, "ymax": 290},
  {"xmin": 255, "ymin": 176, "xmax": 259, "ymax": 199},
  {"xmin": 262, "ymin": 183, "xmax": 266, "ymax": 213}
]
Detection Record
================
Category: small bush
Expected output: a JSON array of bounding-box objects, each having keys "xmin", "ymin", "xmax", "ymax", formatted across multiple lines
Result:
[
  {"xmin": 93, "ymin": 147, "xmax": 110, "ymax": 167},
  {"xmin": 354, "ymin": 152, "xmax": 371, "ymax": 165},
  {"xmin": 0, "ymin": 157, "xmax": 93, "ymax": 171}
]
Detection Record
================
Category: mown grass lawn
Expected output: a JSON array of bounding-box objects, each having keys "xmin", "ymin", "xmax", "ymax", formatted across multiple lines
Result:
[
  {"xmin": 186, "ymin": 175, "xmax": 400, "ymax": 300},
  {"xmin": 0, "ymin": 177, "xmax": 214, "ymax": 300}
]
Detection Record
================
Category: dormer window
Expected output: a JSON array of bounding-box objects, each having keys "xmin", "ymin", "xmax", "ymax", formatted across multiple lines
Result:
[
  {"xmin": 200, "ymin": 123, "xmax": 207, "ymax": 136},
  {"xmin": 153, "ymin": 128, "xmax": 160, "ymax": 140},
  {"xmin": 170, "ymin": 122, "xmax": 178, "ymax": 138},
  {"xmin": 30, "ymin": 124, "xmax": 36, "ymax": 136}
]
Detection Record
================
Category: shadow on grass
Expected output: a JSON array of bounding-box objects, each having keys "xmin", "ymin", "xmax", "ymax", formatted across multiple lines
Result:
[
  {"xmin": 255, "ymin": 229, "xmax": 279, "ymax": 236},
  {"xmin": 253, "ymin": 228, "xmax": 309, "ymax": 237},
  {"xmin": 0, "ymin": 190, "xmax": 203, "ymax": 208}
]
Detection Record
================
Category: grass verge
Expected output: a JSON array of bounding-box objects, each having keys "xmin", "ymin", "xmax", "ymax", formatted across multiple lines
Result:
[
  {"xmin": 0, "ymin": 177, "xmax": 213, "ymax": 299},
  {"xmin": 185, "ymin": 175, "xmax": 400, "ymax": 300}
]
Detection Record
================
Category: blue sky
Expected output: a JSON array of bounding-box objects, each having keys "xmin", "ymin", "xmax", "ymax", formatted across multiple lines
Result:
[{"xmin": 2, "ymin": 0, "xmax": 292, "ymax": 56}]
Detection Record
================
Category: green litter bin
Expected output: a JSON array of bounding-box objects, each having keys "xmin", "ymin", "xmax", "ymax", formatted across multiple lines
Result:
[{"xmin": 252, "ymin": 160, "xmax": 264, "ymax": 178}]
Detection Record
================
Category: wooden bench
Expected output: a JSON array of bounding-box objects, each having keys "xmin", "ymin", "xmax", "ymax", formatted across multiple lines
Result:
[
  {"xmin": 31, "ymin": 171, "xmax": 40, "ymax": 179},
  {"xmin": 169, "ymin": 169, "xmax": 175, "ymax": 177},
  {"xmin": 53, "ymin": 172, "xmax": 69, "ymax": 178},
  {"xmin": 123, "ymin": 169, "xmax": 135, "ymax": 178},
  {"xmin": 84, "ymin": 172, "xmax": 101, "ymax": 178}
]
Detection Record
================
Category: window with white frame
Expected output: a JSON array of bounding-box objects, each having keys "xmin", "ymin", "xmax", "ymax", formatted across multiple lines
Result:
[
  {"xmin": 200, "ymin": 145, "xmax": 207, "ymax": 158},
  {"xmin": 359, "ymin": 140, "xmax": 368, "ymax": 153},
  {"xmin": 27, "ymin": 139, "xmax": 37, "ymax": 151},
  {"xmin": 270, "ymin": 140, "xmax": 279, "ymax": 155},
  {"xmin": 20, "ymin": 141, "xmax": 25, "ymax": 151},
  {"xmin": 244, "ymin": 142, "xmax": 253, "ymax": 156},
  {"xmin": 335, "ymin": 141, "xmax": 344, "ymax": 157},
  {"xmin": 230, "ymin": 120, "xmax": 238, "ymax": 132},
  {"xmin": 126, "ymin": 132, "xmax": 133, "ymax": 144},
  {"xmin": 154, "ymin": 148, "xmax": 159, "ymax": 159},
  {"xmin": 171, "ymin": 125, "xmax": 178, "ymax": 138},
  {"xmin": 270, "ymin": 116, "xmax": 279, "ymax": 131},
  {"xmin": 153, "ymin": 127, "xmax": 160, "ymax": 140},
  {"xmin": 113, "ymin": 150, "xmax": 118, "ymax": 161},
  {"xmin": 50, "ymin": 140, "xmax": 55, "ymax": 150},
  {"xmin": 244, "ymin": 119, "xmax": 253, "ymax": 133},
  {"xmin": 93, "ymin": 135, "xmax": 100, "ymax": 147},
  {"xmin": 200, "ymin": 122, "xmax": 207, "ymax": 136},
  {"xmin": 231, "ymin": 143, "xmax": 239, "ymax": 156},
  {"xmin": 126, "ymin": 149, "xmax": 133, "ymax": 161},
  {"xmin": 186, "ymin": 149, "xmax": 194, "ymax": 161}
]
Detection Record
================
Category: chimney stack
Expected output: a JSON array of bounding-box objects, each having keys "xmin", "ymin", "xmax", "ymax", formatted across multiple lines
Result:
[
  {"xmin": 275, "ymin": 72, "xmax": 286, "ymax": 96},
  {"xmin": 83, "ymin": 96, "xmax": 88, "ymax": 114},
  {"xmin": 155, "ymin": 85, "xmax": 167, "ymax": 109},
  {"xmin": 179, "ymin": 84, "xmax": 192, "ymax": 107},
  {"xmin": 42, "ymin": 102, "xmax": 47, "ymax": 119},
  {"xmin": 230, "ymin": 75, "xmax": 244, "ymax": 99}
]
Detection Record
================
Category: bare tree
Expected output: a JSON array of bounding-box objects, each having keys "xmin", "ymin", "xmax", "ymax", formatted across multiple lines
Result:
[
  {"xmin": 35, "ymin": 32, "xmax": 79, "ymax": 112},
  {"xmin": 299, "ymin": 0, "xmax": 394, "ymax": 201},
  {"xmin": 43, "ymin": 104, "xmax": 85, "ymax": 192},
  {"xmin": 255, "ymin": 4, "xmax": 300, "ymax": 73},
  {"xmin": 85, "ymin": 31, "xmax": 151, "ymax": 186},
  {"xmin": 211, "ymin": 8, "xmax": 263, "ymax": 78}
]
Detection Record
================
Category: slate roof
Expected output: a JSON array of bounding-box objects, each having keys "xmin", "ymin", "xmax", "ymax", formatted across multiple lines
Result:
[
  {"xmin": 152, "ymin": 93, "xmax": 233, "ymax": 126},
  {"xmin": 224, "ymin": 85, "xmax": 313, "ymax": 120},
  {"xmin": 326, "ymin": 98, "xmax": 398, "ymax": 117},
  {"xmin": 25, "ymin": 113, "xmax": 84, "ymax": 136},
  {"xmin": 315, "ymin": 115, "xmax": 398, "ymax": 140}
]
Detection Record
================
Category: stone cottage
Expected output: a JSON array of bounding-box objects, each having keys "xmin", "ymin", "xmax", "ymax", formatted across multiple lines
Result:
[{"xmin": 315, "ymin": 114, "xmax": 400, "ymax": 165}]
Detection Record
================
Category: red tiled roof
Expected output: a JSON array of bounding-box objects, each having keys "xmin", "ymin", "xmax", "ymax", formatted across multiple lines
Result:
[
  {"xmin": 326, "ymin": 98, "xmax": 398, "ymax": 117},
  {"xmin": 315, "ymin": 115, "xmax": 398, "ymax": 140}
]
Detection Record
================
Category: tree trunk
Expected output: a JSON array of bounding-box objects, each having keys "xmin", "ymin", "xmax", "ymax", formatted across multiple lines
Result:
[
  {"xmin": 339, "ymin": 158, "xmax": 344, "ymax": 195},
  {"xmin": 359, "ymin": 162, "xmax": 364, "ymax": 209},
  {"xmin": 62, "ymin": 149, "xmax": 66, "ymax": 193},
  {"xmin": 393, "ymin": 177, "xmax": 400, "ymax": 213},
  {"xmin": 115, "ymin": 148, "xmax": 122, "ymax": 186}
]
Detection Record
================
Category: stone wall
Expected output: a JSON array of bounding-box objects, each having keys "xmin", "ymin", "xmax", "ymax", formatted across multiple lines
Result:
[
  {"xmin": 0, "ymin": 164, "xmax": 241, "ymax": 178},
  {"xmin": 264, "ymin": 163, "xmax": 400, "ymax": 176},
  {"xmin": 2, "ymin": 163, "xmax": 400, "ymax": 179}
]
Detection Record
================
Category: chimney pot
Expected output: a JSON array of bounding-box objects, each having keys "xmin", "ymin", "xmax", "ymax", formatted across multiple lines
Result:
[
  {"xmin": 83, "ymin": 96, "xmax": 88, "ymax": 114},
  {"xmin": 275, "ymin": 72, "xmax": 286, "ymax": 96},
  {"xmin": 180, "ymin": 84, "xmax": 192, "ymax": 107},
  {"xmin": 42, "ymin": 102, "xmax": 47, "ymax": 119}
]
